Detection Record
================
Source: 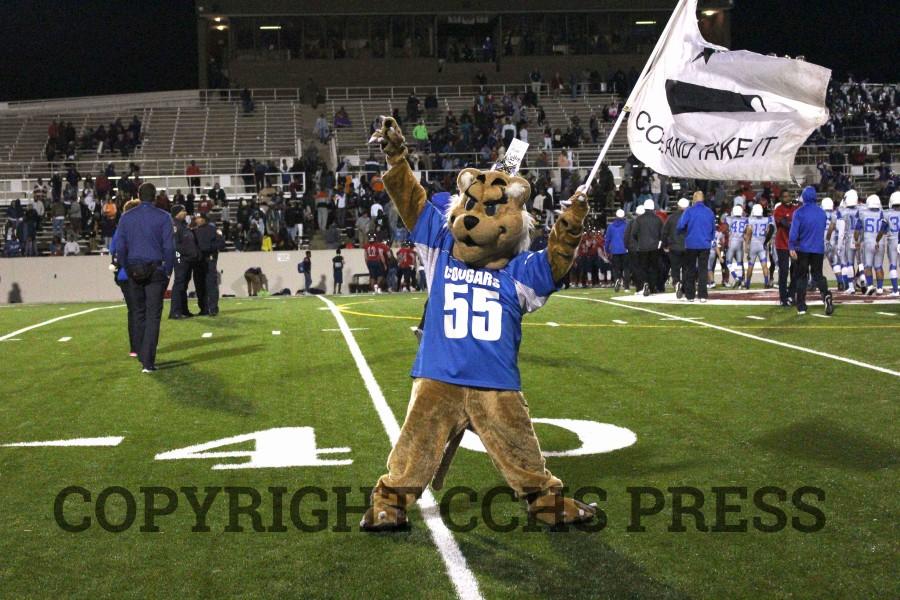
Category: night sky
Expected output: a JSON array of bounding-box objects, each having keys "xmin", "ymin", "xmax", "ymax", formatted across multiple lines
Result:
[{"xmin": 0, "ymin": 0, "xmax": 895, "ymax": 102}]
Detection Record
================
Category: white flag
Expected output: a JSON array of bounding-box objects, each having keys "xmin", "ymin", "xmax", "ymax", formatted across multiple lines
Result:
[{"xmin": 626, "ymin": 0, "xmax": 831, "ymax": 182}]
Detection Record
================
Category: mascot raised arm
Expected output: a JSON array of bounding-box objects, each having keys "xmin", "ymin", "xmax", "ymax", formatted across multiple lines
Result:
[{"xmin": 362, "ymin": 117, "xmax": 597, "ymax": 530}]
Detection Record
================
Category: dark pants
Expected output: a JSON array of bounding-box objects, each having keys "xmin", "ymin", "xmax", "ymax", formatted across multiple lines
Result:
[
  {"xmin": 684, "ymin": 249, "xmax": 710, "ymax": 300},
  {"xmin": 169, "ymin": 260, "xmax": 195, "ymax": 317},
  {"xmin": 611, "ymin": 254, "xmax": 626, "ymax": 283},
  {"xmin": 128, "ymin": 269, "xmax": 169, "ymax": 369},
  {"xmin": 196, "ymin": 256, "xmax": 220, "ymax": 314},
  {"xmin": 776, "ymin": 249, "xmax": 796, "ymax": 303},
  {"xmin": 669, "ymin": 250, "xmax": 685, "ymax": 286},
  {"xmin": 656, "ymin": 252, "xmax": 670, "ymax": 291},
  {"xmin": 794, "ymin": 252, "xmax": 829, "ymax": 311},
  {"xmin": 194, "ymin": 260, "xmax": 209, "ymax": 314},
  {"xmin": 636, "ymin": 250, "xmax": 659, "ymax": 292},
  {"xmin": 117, "ymin": 279, "xmax": 138, "ymax": 354}
]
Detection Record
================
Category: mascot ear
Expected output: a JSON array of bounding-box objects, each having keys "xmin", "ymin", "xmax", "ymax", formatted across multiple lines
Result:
[
  {"xmin": 456, "ymin": 168, "xmax": 482, "ymax": 194},
  {"xmin": 504, "ymin": 176, "xmax": 531, "ymax": 208}
]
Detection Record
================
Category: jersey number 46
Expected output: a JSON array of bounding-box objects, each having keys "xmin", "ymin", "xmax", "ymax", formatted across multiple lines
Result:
[{"xmin": 444, "ymin": 284, "xmax": 502, "ymax": 341}]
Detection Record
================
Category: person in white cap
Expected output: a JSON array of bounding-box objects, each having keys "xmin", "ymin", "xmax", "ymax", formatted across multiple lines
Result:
[
  {"xmin": 630, "ymin": 198, "xmax": 664, "ymax": 296},
  {"xmin": 604, "ymin": 208, "xmax": 629, "ymax": 291},
  {"xmin": 662, "ymin": 197, "xmax": 690, "ymax": 298},
  {"xmin": 885, "ymin": 191, "xmax": 900, "ymax": 296}
]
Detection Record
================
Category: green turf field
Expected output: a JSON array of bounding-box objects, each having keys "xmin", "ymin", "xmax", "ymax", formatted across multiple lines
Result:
[{"xmin": 0, "ymin": 290, "xmax": 897, "ymax": 599}]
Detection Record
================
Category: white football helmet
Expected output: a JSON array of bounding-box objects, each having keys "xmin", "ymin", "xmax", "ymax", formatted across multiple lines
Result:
[
  {"xmin": 866, "ymin": 195, "xmax": 882, "ymax": 210},
  {"xmin": 751, "ymin": 204, "xmax": 763, "ymax": 217},
  {"xmin": 615, "ymin": 209, "xmax": 625, "ymax": 218},
  {"xmin": 732, "ymin": 205, "xmax": 743, "ymax": 217},
  {"xmin": 636, "ymin": 205, "xmax": 646, "ymax": 216},
  {"xmin": 821, "ymin": 198, "xmax": 834, "ymax": 211},
  {"xmin": 844, "ymin": 189, "xmax": 858, "ymax": 207},
  {"xmin": 890, "ymin": 191, "xmax": 900, "ymax": 207}
]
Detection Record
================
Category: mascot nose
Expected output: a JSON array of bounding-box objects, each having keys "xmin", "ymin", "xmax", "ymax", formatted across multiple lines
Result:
[{"xmin": 463, "ymin": 215, "xmax": 480, "ymax": 230}]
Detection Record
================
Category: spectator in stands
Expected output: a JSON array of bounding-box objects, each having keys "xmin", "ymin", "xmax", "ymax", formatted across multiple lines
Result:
[
  {"xmin": 240, "ymin": 88, "xmax": 255, "ymax": 114},
  {"xmin": 405, "ymin": 93, "xmax": 420, "ymax": 123},
  {"xmin": 240, "ymin": 159, "xmax": 255, "ymax": 193},
  {"xmin": 63, "ymin": 237, "xmax": 80, "ymax": 256},
  {"xmin": 67, "ymin": 197, "xmax": 83, "ymax": 237},
  {"xmin": 412, "ymin": 120, "xmax": 429, "ymax": 150},
  {"xmin": 254, "ymin": 160, "xmax": 268, "ymax": 192},
  {"xmin": 334, "ymin": 106, "xmax": 352, "ymax": 129},
  {"xmin": 424, "ymin": 93, "xmax": 439, "ymax": 122},
  {"xmin": 208, "ymin": 182, "xmax": 226, "ymax": 205},
  {"xmin": 314, "ymin": 114, "xmax": 330, "ymax": 144},
  {"xmin": 186, "ymin": 160, "xmax": 202, "ymax": 194}
]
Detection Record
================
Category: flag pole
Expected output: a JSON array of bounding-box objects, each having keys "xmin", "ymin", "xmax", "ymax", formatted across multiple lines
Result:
[{"xmin": 582, "ymin": 0, "xmax": 691, "ymax": 190}]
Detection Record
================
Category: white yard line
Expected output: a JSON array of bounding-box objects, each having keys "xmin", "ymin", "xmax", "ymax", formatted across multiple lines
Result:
[
  {"xmin": 745, "ymin": 315, "xmax": 766, "ymax": 320},
  {"xmin": 876, "ymin": 312, "xmax": 896, "ymax": 317},
  {"xmin": 0, "ymin": 304, "xmax": 124, "ymax": 342},
  {"xmin": 559, "ymin": 295, "xmax": 900, "ymax": 378},
  {"xmin": 318, "ymin": 296, "xmax": 482, "ymax": 600}
]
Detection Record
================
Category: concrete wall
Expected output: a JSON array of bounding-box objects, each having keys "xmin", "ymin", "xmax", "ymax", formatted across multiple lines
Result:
[{"xmin": 0, "ymin": 250, "xmax": 369, "ymax": 305}]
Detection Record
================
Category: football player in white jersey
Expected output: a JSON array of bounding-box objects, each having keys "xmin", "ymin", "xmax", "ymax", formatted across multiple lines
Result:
[
  {"xmin": 854, "ymin": 195, "xmax": 887, "ymax": 295},
  {"xmin": 743, "ymin": 204, "xmax": 774, "ymax": 289},
  {"xmin": 883, "ymin": 192, "xmax": 900, "ymax": 296},
  {"xmin": 828, "ymin": 189, "xmax": 860, "ymax": 293},
  {"xmin": 821, "ymin": 198, "xmax": 842, "ymax": 290},
  {"xmin": 723, "ymin": 205, "xmax": 748, "ymax": 288}
]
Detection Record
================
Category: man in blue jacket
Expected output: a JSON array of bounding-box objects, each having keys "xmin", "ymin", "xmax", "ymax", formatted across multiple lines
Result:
[
  {"xmin": 605, "ymin": 209, "xmax": 629, "ymax": 291},
  {"xmin": 115, "ymin": 183, "xmax": 175, "ymax": 372},
  {"xmin": 789, "ymin": 186, "xmax": 835, "ymax": 316},
  {"xmin": 677, "ymin": 191, "xmax": 716, "ymax": 302}
]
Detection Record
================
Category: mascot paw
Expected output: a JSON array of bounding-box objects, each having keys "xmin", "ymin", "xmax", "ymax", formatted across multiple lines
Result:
[
  {"xmin": 528, "ymin": 494, "xmax": 598, "ymax": 527},
  {"xmin": 360, "ymin": 505, "xmax": 410, "ymax": 532},
  {"xmin": 368, "ymin": 116, "xmax": 408, "ymax": 164}
]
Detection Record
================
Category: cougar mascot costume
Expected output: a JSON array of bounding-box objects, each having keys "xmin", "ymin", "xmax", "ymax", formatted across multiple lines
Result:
[{"xmin": 362, "ymin": 117, "xmax": 596, "ymax": 530}]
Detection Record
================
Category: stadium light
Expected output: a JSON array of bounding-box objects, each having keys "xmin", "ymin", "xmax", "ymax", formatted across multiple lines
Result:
[
  {"xmin": 634, "ymin": 20, "xmax": 657, "ymax": 25},
  {"xmin": 259, "ymin": 25, "xmax": 282, "ymax": 30},
  {"xmin": 213, "ymin": 16, "xmax": 222, "ymax": 22},
  {"xmin": 702, "ymin": 10, "xmax": 718, "ymax": 16},
  {"xmin": 215, "ymin": 25, "xmax": 227, "ymax": 31}
]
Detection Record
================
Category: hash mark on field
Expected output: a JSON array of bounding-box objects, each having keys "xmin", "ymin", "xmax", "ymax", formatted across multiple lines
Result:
[
  {"xmin": 2, "ymin": 436, "xmax": 123, "ymax": 448},
  {"xmin": 201, "ymin": 332, "xmax": 213, "ymax": 338},
  {"xmin": 272, "ymin": 330, "xmax": 281, "ymax": 335},
  {"xmin": 612, "ymin": 319, "xmax": 628, "ymax": 325},
  {"xmin": 58, "ymin": 337, "xmax": 72, "ymax": 342},
  {"xmin": 1, "ymin": 338, "xmax": 22, "ymax": 342},
  {"xmin": 811, "ymin": 314, "xmax": 830, "ymax": 319},
  {"xmin": 877, "ymin": 312, "xmax": 896, "ymax": 316},
  {"xmin": 546, "ymin": 321, "xmax": 560, "ymax": 327},
  {"xmin": 746, "ymin": 315, "xmax": 765, "ymax": 320}
]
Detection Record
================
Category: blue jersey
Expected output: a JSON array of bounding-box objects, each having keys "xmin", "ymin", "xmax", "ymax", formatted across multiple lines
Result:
[
  {"xmin": 747, "ymin": 216, "xmax": 773, "ymax": 240},
  {"xmin": 854, "ymin": 208, "xmax": 886, "ymax": 242},
  {"xmin": 411, "ymin": 201, "xmax": 556, "ymax": 390}
]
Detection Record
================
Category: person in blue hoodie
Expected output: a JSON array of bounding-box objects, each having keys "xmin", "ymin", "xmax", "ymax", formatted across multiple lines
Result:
[
  {"xmin": 108, "ymin": 199, "xmax": 141, "ymax": 357},
  {"xmin": 604, "ymin": 209, "xmax": 629, "ymax": 291},
  {"xmin": 789, "ymin": 186, "xmax": 835, "ymax": 315},
  {"xmin": 677, "ymin": 190, "xmax": 716, "ymax": 302}
]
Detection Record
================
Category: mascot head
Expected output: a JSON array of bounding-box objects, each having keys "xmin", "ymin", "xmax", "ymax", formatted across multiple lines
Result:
[{"xmin": 446, "ymin": 167, "xmax": 533, "ymax": 269}]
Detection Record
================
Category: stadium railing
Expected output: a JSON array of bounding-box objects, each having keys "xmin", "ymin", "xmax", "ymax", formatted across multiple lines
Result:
[
  {"xmin": 325, "ymin": 83, "xmax": 551, "ymax": 101},
  {"xmin": 0, "ymin": 172, "xmax": 305, "ymax": 205}
]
